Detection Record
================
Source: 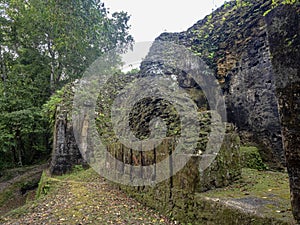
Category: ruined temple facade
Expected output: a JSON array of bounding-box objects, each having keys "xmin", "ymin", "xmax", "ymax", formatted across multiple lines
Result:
[
  {"xmin": 266, "ymin": 5, "xmax": 300, "ymax": 222},
  {"xmin": 49, "ymin": 0, "xmax": 300, "ymax": 175},
  {"xmin": 49, "ymin": 1, "xmax": 300, "ymax": 223},
  {"xmin": 49, "ymin": 83, "xmax": 83, "ymax": 175},
  {"xmin": 148, "ymin": 0, "xmax": 291, "ymax": 168}
]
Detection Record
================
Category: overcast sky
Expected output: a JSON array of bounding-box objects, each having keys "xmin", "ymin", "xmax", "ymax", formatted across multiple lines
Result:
[{"xmin": 103, "ymin": 0, "xmax": 226, "ymax": 42}]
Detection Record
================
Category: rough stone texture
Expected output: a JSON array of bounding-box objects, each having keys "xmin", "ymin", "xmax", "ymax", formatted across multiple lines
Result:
[
  {"xmin": 106, "ymin": 125, "xmax": 241, "ymax": 191},
  {"xmin": 265, "ymin": 4, "xmax": 300, "ymax": 223},
  {"xmin": 115, "ymin": 168, "xmax": 297, "ymax": 225},
  {"xmin": 49, "ymin": 84, "xmax": 83, "ymax": 175},
  {"xmin": 48, "ymin": 0, "xmax": 300, "ymax": 174},
  {"xmin": 141, "ymin": 0, "xmax": 287, "ymax": 168},
  {"xmin": 47, "ymin": 1, "xmax": 300, "ymax": 223},
  {"xmin": 110, "ymin": 128, "xmax": 242, "ymax": 223}
]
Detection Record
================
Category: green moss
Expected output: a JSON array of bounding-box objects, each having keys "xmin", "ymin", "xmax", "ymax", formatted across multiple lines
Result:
[
  {"xmin": 2, "ymin": 166, "xmax": 294, "ymax": 224},
  {"xmin": 52, "ymin": 166, "xmax": 98, "ymax": 182},
  {"xmin": 272, "ymin": 0, "xmax": 297, "ymax": 6},
  {"xmin": 42, "ymin": 82, "xmax": 75, "ymax": 128},
  {"xmin": 240, "ymin": 146, "xmax": 268, "ymax": 170},
  {"xmin": 201, "ymin": 168, "xmax": 292, "ymax": 222},
  {"xmin": 263, "ymin": 9, "xmax": 273, "ymax": 16},
  {"xmin": 204, "ymin": 168, "xmax": 289, "ymax": 197},
  {"xmin": 35, "ymin": 171, "xmax": 51, "ymax": 199},
  {"xmin": 2, "ymin": 167, "xmax": 178, "ymax": 224},
  {"xmin": 264, "ymin": 0, "xmax": 298, "ymax": 16},
  {"xmin": 0, "ymin": 165, "xmax": 44, "ymax": 216},
  {"xmin": 72, "ymin": 165, "xmax": 85, "ymax": 173},
  {"xmin": 0, "ymin": 165, "xmax": 40, "ymax": 183},
  {"xmin": 1, "ymin": 178, "xmax": 37, "ymax": 207},
  {"xmin": 0, "ymin": 189, "xmax": 13, "ymax": 207}
]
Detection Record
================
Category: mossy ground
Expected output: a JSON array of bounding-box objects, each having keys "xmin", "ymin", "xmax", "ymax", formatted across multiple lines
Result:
[
  {"xmin": 0, "ymin": 166, "xmax": 296, "ymax": 224},
  {"xmin": 0, "ymin": 164, "xmax": 46, "ymax": 216},
  {"xmin": 201, "ymin": 168, "xmax": 295, "ymax": 223},
  {"xmin": 0, "ymin": 168, "xmax": 178, "ymax": 225}
]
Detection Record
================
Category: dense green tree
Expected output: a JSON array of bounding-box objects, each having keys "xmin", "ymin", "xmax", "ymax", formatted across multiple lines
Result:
[
  {"xmin": 4, "ymin": 0, "xmax": 133, "ymax": 91},
  {"xmin": 0, "ymin": 0, "xmax": 133, "ymax": 168}
]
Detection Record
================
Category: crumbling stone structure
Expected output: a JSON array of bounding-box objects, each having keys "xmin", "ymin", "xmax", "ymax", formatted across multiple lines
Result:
[
  {"xmin": 151, "ymin": 0, "xmax": 288, "ymax": 168},
  {"xmin": 266, "ymin": 5, "xmax": 300, "ymax": 223},
  {"xmin": 49, "ymin": 0, "xmax": 300, "ymax": 223}
]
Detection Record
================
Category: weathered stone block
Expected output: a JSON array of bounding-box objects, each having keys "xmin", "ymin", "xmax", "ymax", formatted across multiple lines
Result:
[{"xmin": 172, "ymin": 131, "xmax": 241, "ymax": 193}]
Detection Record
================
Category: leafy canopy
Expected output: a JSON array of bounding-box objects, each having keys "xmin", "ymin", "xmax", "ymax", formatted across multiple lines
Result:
[{"xmin": 0, "ymin": 0, "xmax": 133, "ymax": 168}]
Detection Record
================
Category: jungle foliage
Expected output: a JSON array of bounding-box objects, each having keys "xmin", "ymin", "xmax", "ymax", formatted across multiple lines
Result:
[{"xmin": 0, "ymin": 0, "xmax": 133, "ymax": 169}]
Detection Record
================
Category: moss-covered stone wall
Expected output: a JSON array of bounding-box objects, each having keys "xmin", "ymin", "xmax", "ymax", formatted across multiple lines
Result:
[
  {"xmin": 47, "ymin": 1, "xmax": 300, "ymax": 223},
  {"xmin": 49, "ymin": 83, "xmax": 84, "ymax": 175},
  {"xmin": 142, "ymin": 0, "xmax": 299, "ymax": 168},
  {"xmin": 110, "ymin": 127, "xmax": 241, "ymax": 224},
  {"xmin": 265, "ymin": 4, "xmax": 300, "ymax": 223}
]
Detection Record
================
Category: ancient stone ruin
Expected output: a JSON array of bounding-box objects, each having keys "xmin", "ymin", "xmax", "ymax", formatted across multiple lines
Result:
[
  {"xmin": 265, "ymin": 4, "xmax": 300, "ymax": 222},
  {"xmin": 49, "ymin": 0, "xmax": 300, "ymax": 223},
  {"xmin": 152, "ymin": 0, "xmax": 287, "ymax": 169},
  {"xmin": 49, "ymin": 83, "xmax": 83, "ymax": 175}
]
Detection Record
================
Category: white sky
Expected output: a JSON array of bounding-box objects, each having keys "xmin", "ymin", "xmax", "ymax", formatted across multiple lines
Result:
[{"xmin": 103, "ymin": 0, "xmax": 226, "ymax": 42}]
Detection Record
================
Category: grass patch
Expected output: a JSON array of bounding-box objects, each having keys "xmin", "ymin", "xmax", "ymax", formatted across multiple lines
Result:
[
  {"xmin": 52, "ymin": 166, "xmax": 98, "ymax": 182},
  {"xmin": 202, "ymin": 168, "xmax": 292, "ymax": 221}
]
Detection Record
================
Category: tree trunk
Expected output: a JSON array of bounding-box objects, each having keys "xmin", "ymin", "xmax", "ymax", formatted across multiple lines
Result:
[
  {"xmin": 47, "ymin": 38, "xmax": 56, "ymax": 94},
  {"xmin": 15, "ymin": 129, "xmax": 23, "ymax": 167}
]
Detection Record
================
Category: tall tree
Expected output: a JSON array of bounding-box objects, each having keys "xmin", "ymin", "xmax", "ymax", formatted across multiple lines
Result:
[
  {"xmin": 5, "ymin": 0, "xmax": 133, "ymax": 92},
  {"xmin": 0, "ymin": 0, "xmax": 133, "ymax": 168}
]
